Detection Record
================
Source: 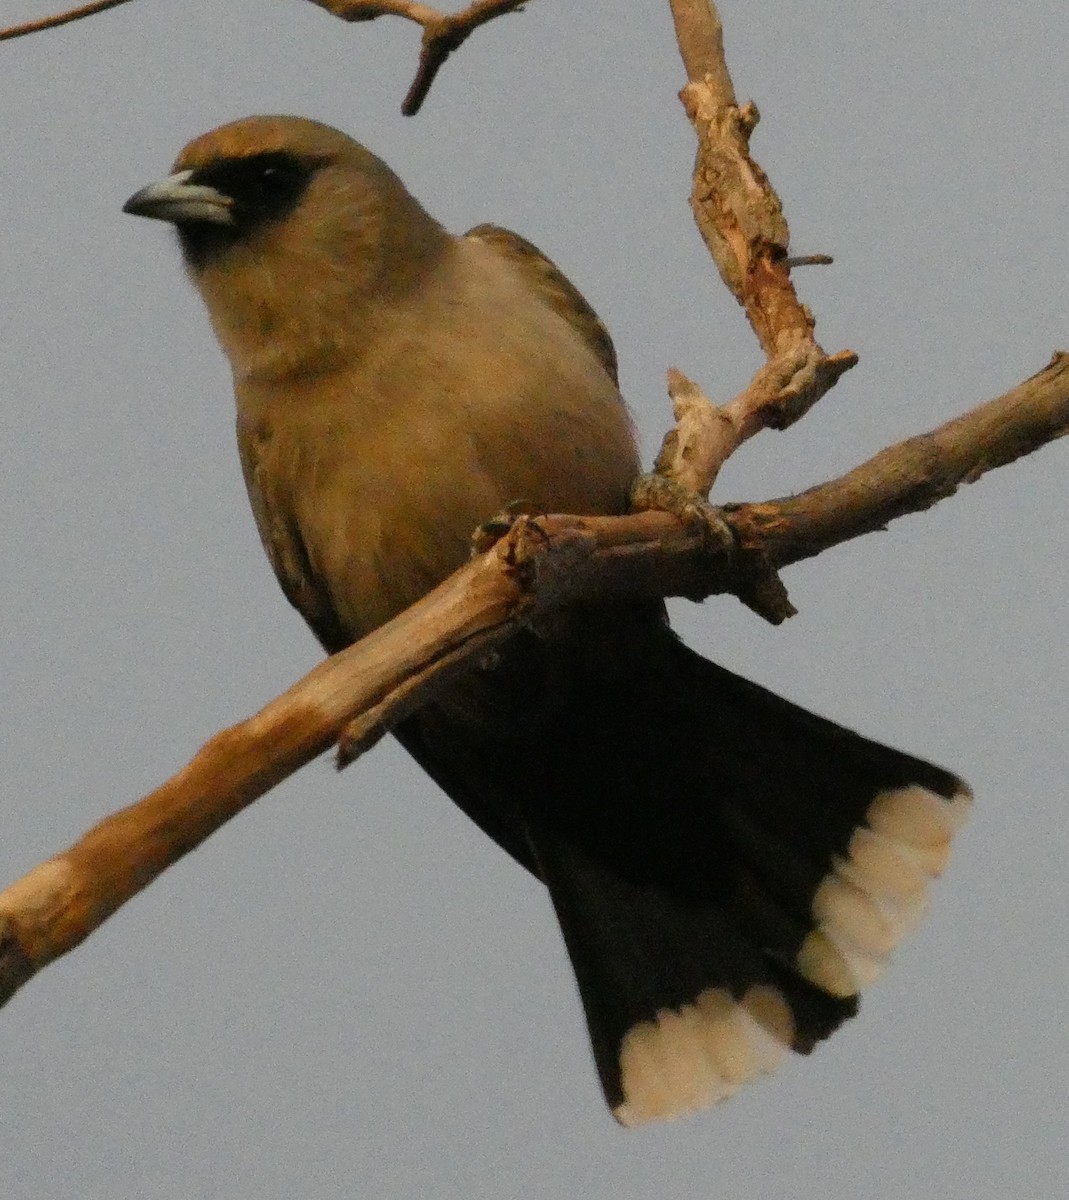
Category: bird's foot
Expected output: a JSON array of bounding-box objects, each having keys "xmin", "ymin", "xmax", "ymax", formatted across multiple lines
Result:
[
  {"xmin": 629, "ymin": 473, "xmax": 733, "ymax": 552},
  {"xmin": 630, "ymin": 472, "xmax": 796, "ymax": 625},
  {"xmin": 471, "ymin": 499, "xmax": 541, "ymax": 555}
]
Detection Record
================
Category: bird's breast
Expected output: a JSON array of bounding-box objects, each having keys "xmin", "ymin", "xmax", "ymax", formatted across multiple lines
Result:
[{"xmin": 234, "ymin": 287, "xmax": 639, "ymax": 650}]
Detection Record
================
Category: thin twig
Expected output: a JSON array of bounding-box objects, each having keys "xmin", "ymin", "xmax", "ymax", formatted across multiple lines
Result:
[
  {"xmin": 309, "ymin": 0, "xmax": 529, "ymax": 114},
  {"xmin": 653, "ymin": 346, "xmax": 858, "ymax": 498},
  {"xmin": 785, "ymin": 254, "xmax": 834, "ymax": 268},
  {"xmin": 0, "ymin": 0, "xmax": 138, "ymax": 41},
  {"xmin": 657, "ymin": 0, "xmax": 855, "ymax": 488},
  {"xmin": 1, "ymin": 0, "xmax": 529, "ymax": 115},
  {"xmin": 731, "ymin": 353, "xmax": 1069, "ymax": 565}
]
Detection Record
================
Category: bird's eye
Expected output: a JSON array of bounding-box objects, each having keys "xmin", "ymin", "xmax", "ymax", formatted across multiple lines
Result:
[
  {"xmin": 256, "ymin": 165, "xmax": 303, "ymax": 208},
  {"xmin": 193, "ymin": 152, "xmax": 317, "ymax": 224}
]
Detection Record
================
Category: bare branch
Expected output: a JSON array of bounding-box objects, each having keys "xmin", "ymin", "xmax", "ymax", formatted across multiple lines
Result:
[
  {"xmin": 0, "ymin": 0, "xmax": 138, "ymax": 42},
  {"xmin": 652, "ymin": 0, "xmax": 857, "ymax": 497},
  {"xmin": 670, "ymin": 0, "xmax": 818, "ymax": 357},
  {"xmin": 653, "ymin": 346, "xmax": 858, "ymax": 498},
  {"xmin": 309, "ymin": 0, "xmax": 530, "ymax": 114},
  {"xmin": 2, "ymin": 351, "xmax": 1066, "ymax": 1009},
  {"xmin": 1, "ymin": 0, "xmax": 528, "ymax": 114},
  {"xmin": 731, "ymin": 353, "xmax": 1069, "ymax": 566},
  {"xmin": 668, "ymin": 0, "xmax": 734, "ymax": 100}
]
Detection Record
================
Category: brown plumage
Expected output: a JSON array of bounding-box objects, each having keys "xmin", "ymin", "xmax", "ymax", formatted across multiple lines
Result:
[{"xmin": 124, "ymin": 116, "xmax": 971, "ymax": 1125}]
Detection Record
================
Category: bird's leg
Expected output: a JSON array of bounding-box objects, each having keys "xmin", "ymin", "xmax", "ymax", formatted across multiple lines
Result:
[
  {"xmin": 630, "ymin": 473, "xmax": 796, "ymax": 624},
  {"xmin": 470, "ymin": 498, "xmax": 541, "ymax": 555},
  {"xmin": 629, "ymin": 472, "xmax": 732, "ymax": 550}
]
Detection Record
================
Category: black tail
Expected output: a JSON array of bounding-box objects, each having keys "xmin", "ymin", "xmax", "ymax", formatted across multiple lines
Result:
[{"xmin": 395, "ymin": 608, "xmax": 971, "ymax": 1125}]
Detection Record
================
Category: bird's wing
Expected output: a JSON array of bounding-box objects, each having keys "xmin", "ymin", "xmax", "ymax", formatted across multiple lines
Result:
[
  {"xmin": 236, "ymin": 418, "xmax": 352, "ymax": 652},
  {"xmin": 464, "ymin": 223, "xmax": 619, "ymax": 386}
]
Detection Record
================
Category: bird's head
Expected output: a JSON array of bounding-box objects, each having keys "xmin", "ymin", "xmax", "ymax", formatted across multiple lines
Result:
[{"xmin": 123, "ymin": 115, "xmax": 447, "ymax": 380}]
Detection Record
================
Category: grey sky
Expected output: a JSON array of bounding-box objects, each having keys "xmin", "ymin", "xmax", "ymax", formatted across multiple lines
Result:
[{"xmin": 2, "ymin": 1, "xmax": 1066, "ymax": 1197}]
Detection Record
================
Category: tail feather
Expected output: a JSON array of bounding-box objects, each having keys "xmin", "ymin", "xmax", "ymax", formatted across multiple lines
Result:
[
  {"xmin": 395, "ymin": 612, "xmax": 971, "ymax": 1125},
  {"xmin": 530, "ymin": 823, "xmax": 858, "ymax": 1124}
]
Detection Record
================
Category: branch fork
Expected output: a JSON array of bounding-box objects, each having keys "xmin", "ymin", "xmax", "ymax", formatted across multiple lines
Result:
[{"xmin": 310, "ymin": 0, "xmax": 528, "ymax": 113}]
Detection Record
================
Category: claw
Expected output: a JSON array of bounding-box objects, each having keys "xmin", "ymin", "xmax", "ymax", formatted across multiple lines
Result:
[
  {"xmin": 629, "ymin": 473, "xmax": 733, "ymax": 551},
  {"xmin": 471, "ymin": 499, "xmax": 539, "ymax": 555},
  {"xmin": 630, "ymin": 472, "xmax": 795, "ymax": 625}
]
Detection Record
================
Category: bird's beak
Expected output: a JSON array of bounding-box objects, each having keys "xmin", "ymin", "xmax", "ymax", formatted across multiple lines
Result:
[{"xmin": 122, "ymin": 170, "xmax": 235, "ymax": 226}]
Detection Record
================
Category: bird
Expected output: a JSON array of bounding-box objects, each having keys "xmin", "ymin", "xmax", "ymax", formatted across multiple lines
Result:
[{"xmin": 123, "ymin": 115, "xmax": 972, "ymax": 1126}]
